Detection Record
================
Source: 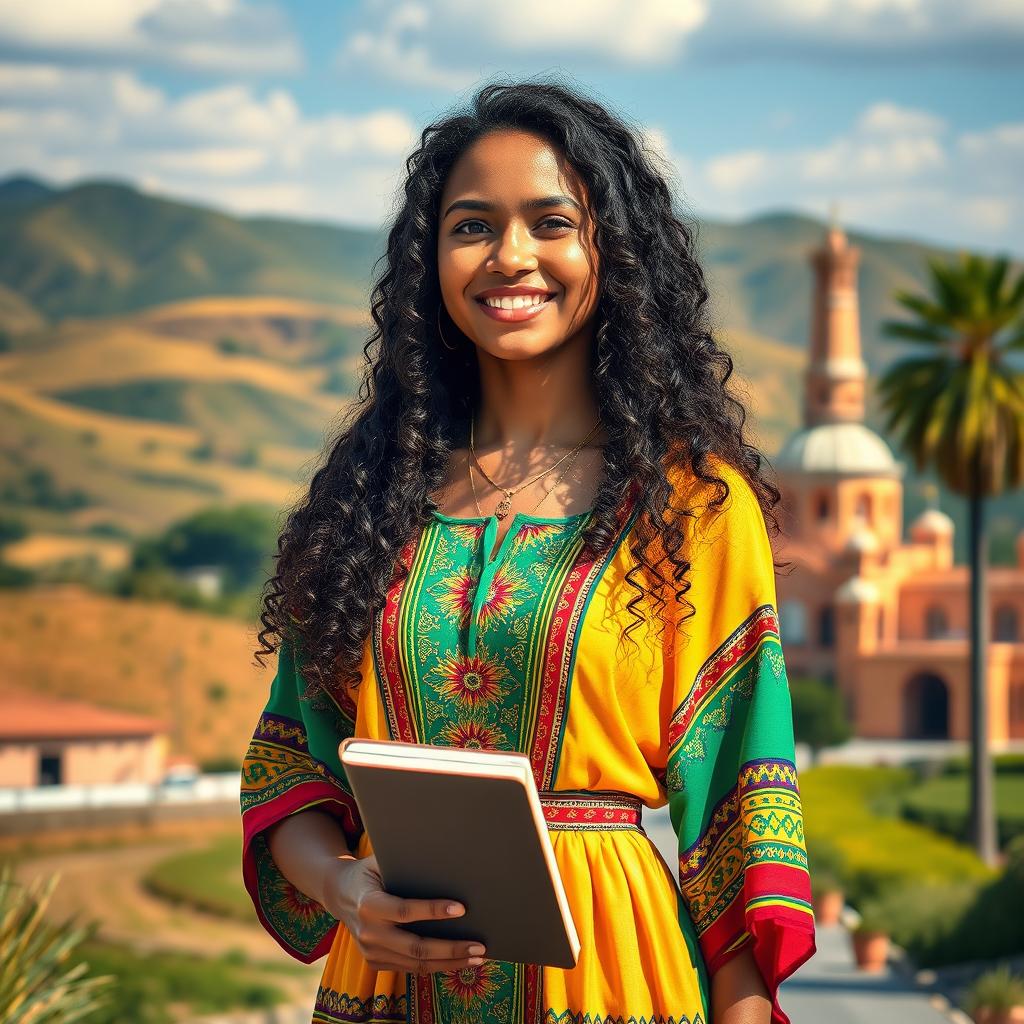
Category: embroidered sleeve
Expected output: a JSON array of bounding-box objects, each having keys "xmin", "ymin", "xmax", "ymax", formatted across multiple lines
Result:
[
  {"xmin": 239, "ymin": 636, "xmax": 363, "ymax": 963},
  {"xmin": 663, "ymin": 463, "xmax": 816, "ymax": 1024}
]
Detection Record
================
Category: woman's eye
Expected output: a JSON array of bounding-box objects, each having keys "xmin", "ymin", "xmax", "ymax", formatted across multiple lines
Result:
[{"xmin": 452, "ymin": 217, "xmax": 575, "ymax": 236}]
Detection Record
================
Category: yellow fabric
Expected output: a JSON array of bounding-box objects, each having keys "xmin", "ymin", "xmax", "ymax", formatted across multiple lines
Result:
[{"xmin": 240, "ymin": 455, "xmax": 814, "ymax": 1024}]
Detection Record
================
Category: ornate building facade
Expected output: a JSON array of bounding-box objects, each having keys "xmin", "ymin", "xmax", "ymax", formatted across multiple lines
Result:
[{"xmin": 772, "ymin": 220, "xmax": 1024, "ymax": 744}]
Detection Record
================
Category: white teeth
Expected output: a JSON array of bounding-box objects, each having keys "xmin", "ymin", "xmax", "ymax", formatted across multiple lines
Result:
[{"xmin": 483, "ymin": 294, "xmax": 547, "ymax": 309}]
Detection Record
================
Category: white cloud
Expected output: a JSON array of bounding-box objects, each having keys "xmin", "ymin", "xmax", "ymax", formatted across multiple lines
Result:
[
  {"xmin": 336, "ymin": 0, "xmax": 1024, "ymax": 88},
  {"xmin": 337, "ymin": 0, "xmax": 708, "ymax": 88},
  {"xmin": 657, "ymin": 101, "xmax": 1022, "ymax": 254},
  {"xmin": 0, "ymin": 63, "xmax": 418, "ymax": 226},
  {"xmin": 0, "ymin": 0, "xmax": 301, "ymax": 74}
]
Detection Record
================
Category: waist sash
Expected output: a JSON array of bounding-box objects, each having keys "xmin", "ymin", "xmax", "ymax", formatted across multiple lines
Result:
[{"xmin": 537, "ymin": 789, "xmax": 645, "ymax": 832}]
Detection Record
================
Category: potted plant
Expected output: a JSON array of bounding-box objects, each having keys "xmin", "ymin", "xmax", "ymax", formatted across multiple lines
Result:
[
  {"xmin": 849, "ymin": 895, "xmax": 891, "ymax": 972},
  {"xmin": 962, "ymin": 965, "xmax": 1024, "ymax": 1024},
  {"xmin": 811, "ymin": 867, "xmax": 845, "ymax": 926},
  {"xmin": 807, "ymin": 838, "xmax": 847, "ymax": 928}
]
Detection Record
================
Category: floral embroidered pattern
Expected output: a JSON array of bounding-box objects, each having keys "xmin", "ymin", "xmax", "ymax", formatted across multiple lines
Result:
[{"xmin": 373, "ymin": 495, "xmax": 642, "ymax": 1024}]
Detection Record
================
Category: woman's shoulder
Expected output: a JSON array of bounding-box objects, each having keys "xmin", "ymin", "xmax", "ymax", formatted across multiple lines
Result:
[{"xmin": 663, "ymin": 451, "xmax": 760, "ymax": 522}]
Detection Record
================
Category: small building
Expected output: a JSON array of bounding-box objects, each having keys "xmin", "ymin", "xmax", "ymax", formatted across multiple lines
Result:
[{"xmin": 0, "ymin": 695, "xmax": 169, "ymax": 787}]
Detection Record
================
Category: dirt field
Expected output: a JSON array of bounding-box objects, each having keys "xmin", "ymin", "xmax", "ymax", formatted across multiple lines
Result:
[{"xmin": 10, "ymin": 824, "xmax": 322, "ymax": 1008}]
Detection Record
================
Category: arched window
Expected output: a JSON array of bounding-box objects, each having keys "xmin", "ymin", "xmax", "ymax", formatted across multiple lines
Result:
[
  {"xmin": 819, "ymin": 605, "xmax": 835, "ymax": 648},
  {"xmin": 779, "ymin": 601, "xmax": 807, "ymax": 644},
  {"xmin": 994, "ymin": 604, "xmax": 1020, "ymax": 642},
  {"xmin": 903, "ymin": 672, "xmax": 950, "ymax": 739},
  {"xmin": 925, "ymin": 605, "xmax": 948, "ymax": 639},
  {"xmin": 816, "ymin": 492, "xmax": 830, "ymax": 521},
  {"xmin": 855, "ymin": 492, "xmax": 872, "ymax": 524}
]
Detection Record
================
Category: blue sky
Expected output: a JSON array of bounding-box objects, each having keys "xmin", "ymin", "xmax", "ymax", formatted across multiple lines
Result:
[{"xmin": 1, "ymin": 0, "xmax": 1021, "ymax": 255}]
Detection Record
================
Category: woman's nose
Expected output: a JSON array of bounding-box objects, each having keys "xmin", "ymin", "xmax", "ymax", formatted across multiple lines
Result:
[{"xmin": 487, "ymin": 222, "xmax": 538, "ymax": 274}]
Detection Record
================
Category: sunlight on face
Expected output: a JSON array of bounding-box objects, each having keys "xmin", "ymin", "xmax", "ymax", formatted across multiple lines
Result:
[{"xmin": 437, "ymin": 129, "xmax": 601, "ymax": 362}]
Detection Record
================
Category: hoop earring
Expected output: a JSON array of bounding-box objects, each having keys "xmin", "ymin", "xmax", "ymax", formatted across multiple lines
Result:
[{"xmin": 437, "ymin": 302, "xmax": 460, "ymax": 351}]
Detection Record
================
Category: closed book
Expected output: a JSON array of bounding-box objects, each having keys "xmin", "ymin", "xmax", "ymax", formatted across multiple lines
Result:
[{"xmin": 338, "ymin": 737, "xmax": 580, "ymax": 968}]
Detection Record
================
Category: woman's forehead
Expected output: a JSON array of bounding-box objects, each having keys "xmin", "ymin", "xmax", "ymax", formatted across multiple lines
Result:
[{"xmin": 442, "ymin": 130, "xmax": 587, "ymax": 205}]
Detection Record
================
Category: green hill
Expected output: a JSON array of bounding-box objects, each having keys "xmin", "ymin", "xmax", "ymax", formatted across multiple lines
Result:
[
  {"xmin": 0, "ymin": 176, "xmax": 385, "ymax": 322},
  {"xmin": 0, "ymin": 174, "xmax": 1020, "ymax": 568}
]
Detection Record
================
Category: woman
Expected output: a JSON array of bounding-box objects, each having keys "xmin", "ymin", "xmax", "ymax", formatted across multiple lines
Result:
[{"xmin": 240, "ymin": 79, "xmax": 816, "ymax": 1024}]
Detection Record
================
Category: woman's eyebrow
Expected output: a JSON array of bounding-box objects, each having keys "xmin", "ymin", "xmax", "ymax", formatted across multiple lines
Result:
[{"xmin": 442, "ymin": 195, "xmax": 583, "ymax": 219}]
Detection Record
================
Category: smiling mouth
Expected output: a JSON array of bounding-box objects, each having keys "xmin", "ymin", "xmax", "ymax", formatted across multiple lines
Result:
[
  {"xmin": 475, "ymin": 292, "xmax": 554, "ymax": 310},
  {"xmin": 474, "ymin": 292, "xmax": 556, "ymax": 323}
]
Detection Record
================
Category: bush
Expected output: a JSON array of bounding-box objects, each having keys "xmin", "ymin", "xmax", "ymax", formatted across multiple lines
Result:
[
  {"xmin": 0, "ymin": 861, "xmax": 115, "ymax": 1021},
  {"xmin": 70, "ymin": 939, "xmax": 284, "ymax": 1023},
  {"xmin": 963, "ymin": 964, "xmax": 1024, "ymax": 1015},
  {"xmin": 857, "ymin": 835, "xmax": 1024, "ymax": 969},
  {"xmin": 801, "ymin": 765, "xmax": 994, "ymax": 907},
  {"xmin": 899, "ymin": 774, "xmax": 1024, "ymax": 846},
  {"xmin": 790, "ymin": 676, "xmax": 852, "ymax": 757}
]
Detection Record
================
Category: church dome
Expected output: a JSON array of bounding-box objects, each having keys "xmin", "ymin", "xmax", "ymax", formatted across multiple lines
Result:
[
  {"xmin": 776, "ymin": 422, "xmax": 900, "ymax": 476},
  {"xmin": 835, "ymin": 575, "xmax": 879, "ymax": 604},
  {"xmin": 910, "ymin": 508, "xmax": 954, "ymax": 539}
]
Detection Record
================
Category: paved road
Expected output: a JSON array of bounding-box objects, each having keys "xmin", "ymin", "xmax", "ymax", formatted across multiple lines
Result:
[{"xmin": 783, "ymin": 922, "xmax": 957, "ymax": 1024}]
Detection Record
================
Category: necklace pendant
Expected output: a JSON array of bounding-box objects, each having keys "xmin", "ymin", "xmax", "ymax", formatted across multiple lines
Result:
[{"xmin": 494, "ymin": 494, "xmax": 512, "ymax": 519}]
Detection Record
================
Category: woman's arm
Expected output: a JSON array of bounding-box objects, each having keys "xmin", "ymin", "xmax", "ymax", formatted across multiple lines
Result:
[
  {"xmin": 711, "ymin": 945, "xmax": 772, "ymax": 1024},
  {"xmin": 264, "ymin": 808, "xmax": 486, "ymax": 975},
  {"xmin": 266, "ymin": 807, "xmax": 356, "ymax": 907}
]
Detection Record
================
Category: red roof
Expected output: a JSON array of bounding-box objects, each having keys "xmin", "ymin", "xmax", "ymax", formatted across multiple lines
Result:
[{"xmin": 0, "ymin": 694, "xmax": 168, "ymax": 741}]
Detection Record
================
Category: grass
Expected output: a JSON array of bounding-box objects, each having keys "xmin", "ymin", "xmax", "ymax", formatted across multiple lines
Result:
[
  {"xmin": 899, "ymin": 773, "xmax": 1024, "ymax": 845},
  {"xmin": 71, "ymin": 939, "xmax": 294, "ymax": 1024},
  {"xmin": 799, "ymin": 764, "xmax": 996, "ymax": 902},
  {"xmin": 142, "ymin": 831, "xmax": 253, "ymax": 922}
]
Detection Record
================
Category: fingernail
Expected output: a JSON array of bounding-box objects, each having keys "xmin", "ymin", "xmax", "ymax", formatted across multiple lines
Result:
[
  {"xmin": 468, "ymin": 956, "xmax": 484, "ymax": 965},
  {"xmin": 468, "ymin": 944, "xmax": 485, "ymax": 956},
  {"xmin": 447, "ymin": 903, "xmax": 464, "ymax": 915}
]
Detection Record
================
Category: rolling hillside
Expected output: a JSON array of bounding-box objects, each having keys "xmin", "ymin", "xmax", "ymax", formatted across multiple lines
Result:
[{"xmin": 0, "ymin": 173, "xmax": 1020, "ymax": 571}]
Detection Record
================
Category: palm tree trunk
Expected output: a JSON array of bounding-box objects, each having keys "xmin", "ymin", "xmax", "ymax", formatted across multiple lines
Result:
[{"xmin": 968, "ymin": 485, "xmax": 998, "ymax": 867}]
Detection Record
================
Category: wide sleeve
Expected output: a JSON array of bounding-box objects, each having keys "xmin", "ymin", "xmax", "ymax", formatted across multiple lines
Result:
[
  {"xmin": 239, "ymin": 634, "xmax": 364, "ymax": 963},
  {"xmin": 662, "ymin": 462, "xmax": 816, "ymax": 1024}
]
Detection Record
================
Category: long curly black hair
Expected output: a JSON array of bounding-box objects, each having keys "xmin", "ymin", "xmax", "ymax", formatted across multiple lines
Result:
[{"xmin": 254, "ymin": 76, "xmax": 783, "ymax": 702}]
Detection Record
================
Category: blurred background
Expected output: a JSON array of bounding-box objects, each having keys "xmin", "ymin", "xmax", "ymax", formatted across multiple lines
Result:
[{"xmin": 0, "ymin": 2, "xmax": 1022, "ymax": 1023}]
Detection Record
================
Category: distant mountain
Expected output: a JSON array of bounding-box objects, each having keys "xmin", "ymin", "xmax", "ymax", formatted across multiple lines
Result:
[
  {"xmin": 0, "ymin": 175, "xmax": 56, "ymax": 209},
  {"xmin": 0, "ymin": 175, "xmax": 386, "ymax": 322},
  {"xmin": 1, "ymin": 174, "xmax": 1007, "ymax": 380},
  {"xmin": 1, "ymin": 175, "xmax": 1020, "ymax": 567}
]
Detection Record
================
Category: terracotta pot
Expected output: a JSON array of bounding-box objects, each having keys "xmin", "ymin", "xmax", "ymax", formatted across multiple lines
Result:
[
  {"xmin": 851, "ymin": 929, "xmax": 889, "ymax": 972},
  {"xmin": 970, "ymin": 1006, "xmax": 1024, "ymax": 1024},
  {"xmin": 813, "ymin": 888, "xmax": 844, "ymax": 926}
]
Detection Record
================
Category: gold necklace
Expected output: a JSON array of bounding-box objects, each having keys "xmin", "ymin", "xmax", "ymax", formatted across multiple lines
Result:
[
  {"xmin": 469, "ymin": 416, "xmax": 602, "ymax": 520},
  {"xmin": 470, "ymin": 439, "xmax": 589, "ymax": 519}
]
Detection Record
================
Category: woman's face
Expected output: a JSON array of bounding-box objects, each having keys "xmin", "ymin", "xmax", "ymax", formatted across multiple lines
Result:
[{"xmin": 437, "ymin": 129, "xmax": 600, "ymax": 361}]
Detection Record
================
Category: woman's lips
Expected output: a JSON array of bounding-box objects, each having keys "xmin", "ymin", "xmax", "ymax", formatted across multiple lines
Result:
[{"xmin": 475, "ymin": 295, "xmax": 554, "ymax": 323}]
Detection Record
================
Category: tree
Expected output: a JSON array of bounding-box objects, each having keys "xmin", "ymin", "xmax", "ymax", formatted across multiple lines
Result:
[
  {"xmin": 790, "ymin": 676, "xmax": 852, "ymax": 765},
  {"xmin": 877, "ymin": 251, "xmax": 1024, "ymax": 867}
]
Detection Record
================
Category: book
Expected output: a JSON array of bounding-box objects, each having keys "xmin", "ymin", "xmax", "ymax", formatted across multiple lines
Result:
[{"xmin": 338, "ymin": 737, "xmax": 581, "ymax": 969}]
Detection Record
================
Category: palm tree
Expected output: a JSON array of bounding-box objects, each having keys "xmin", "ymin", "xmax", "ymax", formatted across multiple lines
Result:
[{"xmin": 877, "ymin": 251, "xmax": 1024, "ymax": 868}]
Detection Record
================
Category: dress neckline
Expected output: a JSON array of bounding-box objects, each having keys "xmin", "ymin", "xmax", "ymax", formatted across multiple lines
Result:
[{"xmin": 429, "ymin": 507, "xmax": 593, "ymax": 525}]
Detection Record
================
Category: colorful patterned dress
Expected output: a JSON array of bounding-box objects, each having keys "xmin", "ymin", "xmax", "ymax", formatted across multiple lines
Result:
[{"xmin": 240, "ymin": 457, "xmax": 817, "ymax": 1024}]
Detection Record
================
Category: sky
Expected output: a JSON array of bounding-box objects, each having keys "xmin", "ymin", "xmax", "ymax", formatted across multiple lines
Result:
[{"xmin": 0, "ymin": 0, "xmax": 1022, "ymax": 256}]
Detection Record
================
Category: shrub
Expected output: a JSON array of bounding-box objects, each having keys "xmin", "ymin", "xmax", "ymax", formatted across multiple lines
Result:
[
  {"xmin": 790, "ymin": 676, "xmax": 852, "ymax": 757},
  {"xmin": 0, "ymin": 861, "xmax": 115, "ymax": 1022},
  {"xmin": 962, "ymin": 964, "xmax": 1024, "ymax": 1015}
]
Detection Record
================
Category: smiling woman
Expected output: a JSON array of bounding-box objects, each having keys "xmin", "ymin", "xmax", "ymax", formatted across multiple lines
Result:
[{"xmin": 240, "ymin": 77, "xmax": 815, "ymax": 1024}]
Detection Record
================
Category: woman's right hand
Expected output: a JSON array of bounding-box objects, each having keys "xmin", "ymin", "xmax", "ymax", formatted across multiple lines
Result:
[{"xmin": 323, "ymin": 854, "xmax": 488, "ymax": 975}]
